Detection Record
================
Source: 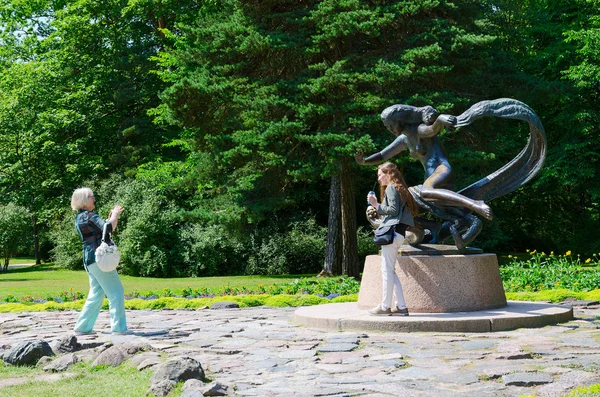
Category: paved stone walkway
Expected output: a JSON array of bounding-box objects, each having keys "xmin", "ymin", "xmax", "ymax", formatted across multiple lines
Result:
[{"xmin": 1, "ymin": 303, "xmax": 600, "ymax": 396}]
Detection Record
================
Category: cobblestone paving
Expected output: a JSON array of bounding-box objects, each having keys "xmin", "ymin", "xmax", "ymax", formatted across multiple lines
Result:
[{"xmin": 1, "ymin": 304, "xmax": 600, "ymax": 396}]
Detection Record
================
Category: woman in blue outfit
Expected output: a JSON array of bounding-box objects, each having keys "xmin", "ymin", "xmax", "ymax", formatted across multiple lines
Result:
[
  {"xmin": 367, "ymin": 162, "xmax": 419, "ymax": 316},
  {"xmin": 71, "ymin": 187, "xmax": 129, "ymax": 334}
]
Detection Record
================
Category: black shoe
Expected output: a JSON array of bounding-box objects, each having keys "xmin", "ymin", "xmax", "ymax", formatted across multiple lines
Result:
[{"xmin": 391, "ymin": 306, "xmax": 409, "ymax": 316}]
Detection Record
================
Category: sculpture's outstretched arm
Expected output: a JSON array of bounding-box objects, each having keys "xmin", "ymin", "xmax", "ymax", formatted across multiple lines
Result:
[
  {"xmin": 418, "ymin": 114, "xmax": 457, "ymax": 138},
  {"xmin": 355, "ymin": 135, "xmax": 407, "ymax": 165}
]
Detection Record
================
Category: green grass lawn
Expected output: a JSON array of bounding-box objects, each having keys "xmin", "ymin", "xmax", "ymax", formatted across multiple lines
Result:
[
  {"xmin": 0, "ymin": 262, "xmax": 318, "ymax": 300},
  {"xmin": 3, "ymin": 254, "xmax": 599, "ymax": 311},
  {"xmin": 0, "ymin": 361, "xmax": 153, "ymax": 397}
]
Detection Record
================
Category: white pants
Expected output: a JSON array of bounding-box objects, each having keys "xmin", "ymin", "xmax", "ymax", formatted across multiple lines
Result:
[{"xmin": 380, "ymin": 232, "xmax": 407, "ymax": 310}]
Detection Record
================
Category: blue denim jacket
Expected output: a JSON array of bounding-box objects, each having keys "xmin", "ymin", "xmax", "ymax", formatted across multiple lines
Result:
[{"xmin": 75, "ymin": 210, "xmax": 112, "ymax": 268}]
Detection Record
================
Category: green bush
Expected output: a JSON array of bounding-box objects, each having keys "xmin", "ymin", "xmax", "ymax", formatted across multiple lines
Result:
[
  {"xmin": 49, "ymin": 176, "xmax": 182, "ymax": 277},
  {"xmin": 51, "ymin": 175, "xmax": 331, "ymax": 277},
  {"xmin": 50, "ymin": 209, "xmax": 83, "ymax": 270},
  {"xmin": 357, "ymin": 226, "xmax": 378, "ymax": 264},
  {"xmin": 501, "ymin": 250, "xmax": 600, "ymax": 292},
  {"xmin": 179, "ymin": 223, "xmax": 246, "ymax": 276},
  {"xmin": 245, "ymin": 218, "xmax": 327, "ymax": 275},
  {"xmin": 106, "ymin": 179, "xmax": 180, "ymax": 277}
]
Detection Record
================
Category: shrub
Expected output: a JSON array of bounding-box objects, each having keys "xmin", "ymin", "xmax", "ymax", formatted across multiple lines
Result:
[
  {"xmin": 357, "ymin": 226, "xmax": 378, "ymax": 264},
  {"xmin": 50, "ymin": 209, "xmax": 84, "ymax": 270},
  {"xmin": 245, "ymin": 218, "xmax": 327, "ymax": 275},
  {"xmin": 51, "ymin": 174, "xmax": 336, "ymax": 278},
  {"xmin": 178, "ymin": 223, "xmax": 246, "ymax": 276},
  {"xmin": 501, "ymin": 251, "xmax": 600, "ymax": 292},
  {"xmin": 50, "ymin": 176, "xmax": 182, "ymax": 276},
  {"xmin": 95, "ymin": 176, "xmax": 182, "ymax": 277}
]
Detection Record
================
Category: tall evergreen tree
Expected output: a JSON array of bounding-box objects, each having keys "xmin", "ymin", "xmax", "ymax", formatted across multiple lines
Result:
[
  {"xmin": 157, "ymin": 0, "xmax": 499, "ymax": 276},
  {"xmin": 480, "ymin": 0, "xmax": 600, "ymax": 254}
]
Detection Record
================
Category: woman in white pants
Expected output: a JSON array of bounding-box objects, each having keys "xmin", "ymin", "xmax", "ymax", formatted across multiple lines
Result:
[{"xmin": 367, "ymin": 162, "xmax": 419, "ymax": 316}]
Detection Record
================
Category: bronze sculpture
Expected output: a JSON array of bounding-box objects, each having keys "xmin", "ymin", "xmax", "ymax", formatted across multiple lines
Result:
[{"xmin": 356, "ymin": 98, "xmax": 546, "ymax": 251}]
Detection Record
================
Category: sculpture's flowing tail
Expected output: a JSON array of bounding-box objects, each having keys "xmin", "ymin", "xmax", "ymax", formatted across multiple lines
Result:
[{"xmin": 454, "ymin": 98, "xmax": 546, "ymax": 202}]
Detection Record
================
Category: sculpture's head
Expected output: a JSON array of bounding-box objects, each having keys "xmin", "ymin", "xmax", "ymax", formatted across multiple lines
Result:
[{"xmin": 381, "ymin": 104, "xmax": 438, "ymax": 136}]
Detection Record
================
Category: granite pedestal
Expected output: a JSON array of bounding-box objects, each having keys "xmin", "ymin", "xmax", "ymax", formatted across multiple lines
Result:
[
  {"xmin": 294, "ymin": 245, "xmax": 573, "ymax": 332},
  {"xmin": 357, "ymin": 248, "xmax": 507, "ymax": 312}
]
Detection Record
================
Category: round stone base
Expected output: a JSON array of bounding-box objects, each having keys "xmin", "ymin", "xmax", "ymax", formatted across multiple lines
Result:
[
  {"xmin": 358, "ymin": 253, "xmax": 507, "ymax": 312},
  {"xmin": 294, "ymin": 301, "xmax": 573, "ymax": 333}
]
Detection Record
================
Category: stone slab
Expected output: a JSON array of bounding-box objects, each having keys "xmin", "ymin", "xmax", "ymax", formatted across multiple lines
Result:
[
  {"xmin": 1, "ymin": 304, "xmax": 598, "ymax": 396},
  {"xmin": 358, "ymin": 253, "xmax": 507, "ymax": 312},
  {"xmin": 293, "ymin": 302, "xmax": 574, "ymax": 333}
]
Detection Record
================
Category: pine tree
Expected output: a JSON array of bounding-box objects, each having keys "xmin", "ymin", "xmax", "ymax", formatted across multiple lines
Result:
[{"xmin": 157, "ymin": 0, "xmax": 501, "ymax": 276}]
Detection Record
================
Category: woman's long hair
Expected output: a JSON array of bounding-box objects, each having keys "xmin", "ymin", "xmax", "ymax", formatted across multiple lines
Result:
[
  {"xmin": 380, "ymin": 104, "xmax": 439, "ymax": 129},
  {"xmin": 378, "ymin": 162, "xmax": 419, "ymax": 216}
]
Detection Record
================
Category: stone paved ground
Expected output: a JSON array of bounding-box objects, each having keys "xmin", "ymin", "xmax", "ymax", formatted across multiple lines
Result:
[{"xmin": 1, "ymin": 303, "xmax": 600, "ymax": 396}]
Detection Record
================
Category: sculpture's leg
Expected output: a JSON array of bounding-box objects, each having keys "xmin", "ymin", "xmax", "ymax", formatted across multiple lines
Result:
[
  {"xmin": 421, "ymin": 164, "xmax": 493, "ymax": 220},
  {"xmin": 448, "ymin": 215, "xmax": 483, "ymax": 253},
  {"xmin": 405, "ymin": 223, "xmax": 423, "ymax": 245},
  {"xmin": 459, "ymin": 215, "xmax": 482, "ymax": 247},
  {"xmin": 414, "ymin": 217, "xmax": 441, "ymax": 244},
  {"xmin": 449, "ymin": 221, "xmax": 467, "ymax": 252},
  {"xmin": 422, "ymin": 186, "xmax": 493, "ymax": 220}
]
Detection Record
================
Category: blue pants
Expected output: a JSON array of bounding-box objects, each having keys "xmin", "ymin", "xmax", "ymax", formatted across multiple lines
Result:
[{"xmin": 73, "ymin": 262, "xmax": 128, "ymax": 333}]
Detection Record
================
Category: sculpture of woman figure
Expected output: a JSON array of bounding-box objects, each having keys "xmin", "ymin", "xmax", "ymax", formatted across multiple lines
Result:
[{"xmin": 355, "ymin": 104, "xmax": 493, "ymax": 220}]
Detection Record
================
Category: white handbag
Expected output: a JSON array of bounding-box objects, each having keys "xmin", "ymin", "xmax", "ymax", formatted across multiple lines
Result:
[{"xmin": 95, "ymin": 223, "xmax": 120, "ymax": 272}]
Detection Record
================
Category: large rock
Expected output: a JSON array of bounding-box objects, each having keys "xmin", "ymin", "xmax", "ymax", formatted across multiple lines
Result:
[
  {"xmin": 150, "ymin": 356, "xmax": 205, "ymax": 384},
  {"xmin": 92, "ymin": 345, "xmax": 126, "ymax": 367},
  {"xmin": 36, "ymin": 356, "xmax": 54, "ymax": 367},
  {"xmin": 202, "ymin": 381, "xmax": 230, "ymax": 396},
  {"xmin": 180, "ymin": 390, "xmax": 204, "ymax": 397},
  {"xmin": 180, "ymin": 379, "xmax": 205, "ymax": 397},
  {"xmin": 147, "ymin": 379, "xmax": 176, "ymax": 397},
  {"xmin": 44, "ymin": 353, "xmax": 79, "ymax": 372},
  {"xmin": 138, "ymin": 357, "xmax": 162, "ymax": 371},
  {"xmin": 130, "ymin": 352, "xmax": 161, "ymax": 368},
  {"xmin": 3, "ymin": 340, "xmax": 54, "ymax": 366},
  {"xmin": 92, "ymin": 342, "xmax": 153, "ymax": 367},
  {"xmin": 51, "ymin": 335, "xmax": 81, "ymax": 354},
  {"xmin": 182, "ymin": 379, "xmax": 204, "ymax": 391}
]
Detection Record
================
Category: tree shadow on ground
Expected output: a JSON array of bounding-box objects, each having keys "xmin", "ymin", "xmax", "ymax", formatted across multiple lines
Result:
[{"xmin": 4, "ymin": 263, "xmax": 58, "ymax": 274}]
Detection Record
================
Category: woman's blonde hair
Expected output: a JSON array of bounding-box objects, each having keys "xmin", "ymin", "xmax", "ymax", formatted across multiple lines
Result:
[
  {"xmin": 378, "ymin": 162, "xmax": 419, "ymax": 216},
  {"xmin": 71, "ymin": 187, "xmax": 94, "ymax": 210}
]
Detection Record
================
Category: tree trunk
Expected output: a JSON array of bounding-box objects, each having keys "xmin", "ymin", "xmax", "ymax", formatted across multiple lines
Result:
[
  {"xmin": 340, "ymin": 160, "xmax": 360, "ymax": 278},
  {"xmin": 32, "ymin": 214, "xmax": 41, "ymax": 265},
  {"xmin": 321, "ymin": 174, "xmax": 342, "ymax": 276}
]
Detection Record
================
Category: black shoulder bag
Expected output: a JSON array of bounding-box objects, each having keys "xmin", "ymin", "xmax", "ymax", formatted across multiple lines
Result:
[{"xmin": 373, "ymin": 225, "xmax": 394, "ymax": 246}]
